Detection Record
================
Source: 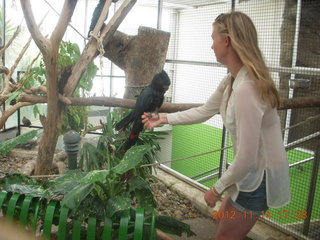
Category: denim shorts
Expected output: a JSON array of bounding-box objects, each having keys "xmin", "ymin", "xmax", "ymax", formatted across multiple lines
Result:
[{"xmin": 228, "ymin": 175, "xmax": 268, "ymax": 216}]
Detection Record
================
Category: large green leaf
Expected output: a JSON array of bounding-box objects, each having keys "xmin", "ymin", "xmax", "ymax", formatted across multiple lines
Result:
[
  {"xmin": 43, "ymin": 170, "xmax": 87, "ymax": 197},
  {"xmin": 105, "ymin": 196, "xmax": 131, "ymax": 218},
  {"xmin": 112, "ymin": 145, "xmax": 151, "ymax": 175},
  {"xmin": 0, "ymin": 173, "xmax": 45, "ymax": 197},
  {"xmin": 129, "ymin": 176, "xmax": 156, "ymax": 208},
  {"xmin": 4, "ymin": 184, "xmax": 46, "ymax": 197},
  {"xmin": 61, "ymin": 183, "xmax": 94, "ymax": 209},
  {"xmin": 156, "ymin": 215, "xmax": 196, "ymax": 237},
  {"xmin": 80, "ymin": 170, "xmax": 109, "ymax": 184},
  {"xmin": 0, "ymin": 130, "xmax": 38, "ymax": 155},
  {"xmin": 44, "ymin": 170, "xmax": 86, "ymax": 188}
]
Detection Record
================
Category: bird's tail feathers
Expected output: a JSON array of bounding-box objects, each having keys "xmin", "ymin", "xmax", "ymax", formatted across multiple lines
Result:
[
  {"xmin": 125, "ymin": 132, "xmax": 140, "ymax": 150},
  {"xmin": 115, "ymin": 113, "xmax": 133, "ymax": 131}
]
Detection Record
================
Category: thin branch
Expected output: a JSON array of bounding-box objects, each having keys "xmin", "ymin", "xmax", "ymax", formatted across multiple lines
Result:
[
  {"xmin": 9, "ymin": 13, "xmax": 47, "ymax": 81},
  {"xmin": 50, "ymin": 0, "xmax": 78, "ymax": 49},
  {"xmin": 20, "ymin": 0, "xmax": 51, "ymax": 55},
  {"xmin": 0, "ymin": 102, "xmax": 33, "ymax": 129},
  {"xmin": 63, "ymin": 0, "xmax": 137, "ymax": 96},
  {"xmin": 0, "ymin": 25, "xmax": 21, "ymax": 55},
  {"xmin": 0, "ymin": 66, "xmax": 9, "ymax": 75},
  {"xmin": 90, "ymin": 0, "xmax": 112, "ymax": 37},
  {"xmin": 8, "ymin": 36, "xmax": 33, "ymax": 80}
]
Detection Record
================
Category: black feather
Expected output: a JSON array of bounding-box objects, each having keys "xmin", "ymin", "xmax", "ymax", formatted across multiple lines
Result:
[
  {"xmin": 116, "ymin": 70, "xmax": 171, "ymax": 150},
  {"xmin": 88, "ymin": 0, "xmax": 119, "ymax": 37}
]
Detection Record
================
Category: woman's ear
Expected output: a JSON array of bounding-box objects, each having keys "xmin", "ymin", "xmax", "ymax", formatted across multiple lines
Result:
[{"xmin": 224, "ymin": 36, "xmax": 231, "ymax": 47}]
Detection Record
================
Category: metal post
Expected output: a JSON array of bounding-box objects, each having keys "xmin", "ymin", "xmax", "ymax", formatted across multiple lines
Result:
[
  {"xmin": 303, "ymin": 141, "xmax": 320, "ymax": 235},
  {"xmin": 17, "ymin": 108, "xmax": 21, "ymax": 136},
  {"xmin": 218, "ymin": 126, "xmax": 228, "ymax": 178},
  {"xmin": 157, "ymin": 0, "xmax": 163, "ymax": 30},
  {"xmin": 63, "ymin": 130, "xmax": 81, "ymax": 170}
]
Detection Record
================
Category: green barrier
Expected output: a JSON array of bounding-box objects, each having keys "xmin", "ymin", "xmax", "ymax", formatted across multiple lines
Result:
[{"xmin": 0, "ymin": 191, "xmax": 156, "ymax": 239}]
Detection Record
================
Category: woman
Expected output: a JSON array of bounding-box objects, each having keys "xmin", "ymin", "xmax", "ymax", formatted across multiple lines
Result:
[{"xmin": 142, "ymin": 11, "xmax": 290, "ymax": 239}]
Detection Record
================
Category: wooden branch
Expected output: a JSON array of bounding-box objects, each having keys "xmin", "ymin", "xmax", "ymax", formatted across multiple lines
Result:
[
  {"xmin": 0, "ymin": 25, "xmax": 21, "ymax": 55},
  {"xmin": 20, "ymin": 0, "xmax": 51, "ymax": 55},
  {"xmin": 8, "ymin": 14, "xmax": 47, "ymax": 80},
  {"xmin": 18, "ymin": 94, "xmax": 320, "ymax": 112},
  {"xmin": 90, "ymin": 0, "xmax": 112, "ymax": 37},
  {"xmin": 279, "ymin": 97, "xmax": 320, "ymax": 110},
  {"xmin": 63, "ymin": 0, "xmax": 137, "ymax": 96},
  {"xmin": 82, "ymin": 124, "xmax": 104, "ymax": 137},
  {"xmin": 8, "ymin": 36, "xmax": 33, "ymax": 80},
  {"xmin": 0, "ymin": 102, "xmax": 33, "ymax": 129},
  {"xmin": 22, "ymin": 86, "xmax": 71, "ymax": 105},
  {"xmin": 50, "ymin": 0, "xmax": 77, "ymax": 49},
  {"xmin": 0, "ymin": 66, "xmax": 9, "ymax": 75}
]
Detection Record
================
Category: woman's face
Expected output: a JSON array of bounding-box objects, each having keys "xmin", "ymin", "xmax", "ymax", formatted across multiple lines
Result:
[{"xmin": 211, "ymin": 24, "xmax": 227, "ymax": 64}]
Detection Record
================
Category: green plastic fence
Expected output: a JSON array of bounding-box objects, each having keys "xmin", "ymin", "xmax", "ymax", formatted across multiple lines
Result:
[{"xmin": 0, "ymin": 191, "xmax": 156, "ymax": 240}]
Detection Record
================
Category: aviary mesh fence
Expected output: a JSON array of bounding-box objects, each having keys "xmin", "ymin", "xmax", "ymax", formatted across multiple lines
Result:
[
  {"xmin": 4, "ymin": 0, "xmax": 317, "ymax": 239},
  {"xmin": 159, "ymin": 1, "xmax": 320, "ymax": 240}
]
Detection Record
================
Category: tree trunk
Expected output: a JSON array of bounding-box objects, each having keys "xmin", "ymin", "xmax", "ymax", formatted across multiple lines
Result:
[
  {"xmin": 34, "ymin": 52, "xmax": 63, "ymax": 175},
  {"xmin": 21, "ymin": 0, "xmax": 78, "ymax": 175},
  {"xmin": 104, "ymin": 26, "xmax": 171, "ymax": 99}
]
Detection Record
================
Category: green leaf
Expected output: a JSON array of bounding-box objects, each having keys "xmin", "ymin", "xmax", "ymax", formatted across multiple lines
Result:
[
  {"xmin": 105, "ymin": 196, "xmax": 131, "ymax": 218},
  {"xmin": 42, "ymin": 170, "xmax": 87, "ymax": 197},
  {"xmin": 61, "ymin": 183, "xmax": 94, "ymax": 209},
  {"xmin": 5, "ymin": 90, "xmax": 22, "ymax": 104},
  {"xmin": 112, "ymin": 145, "xmax": 151, "ymax": 175},
  {"xmin": 0, "ymin": 173, "xmax": 45, "ymax": 197},
  {"xmin": 0, "ymin": 130, "xmax": 38, "ymax": 155},
  {"xmin": 129, "ymin": 176, "xmax": 156, "ymax": 208},
  {"xmin": 79, "ymin": 142, "xmax": 105, "ymax": 171},
  {"xmin": 4, "ymin": 184, "xmax": 46, "ymax": 197},
  {"xmin": 156, "ymin": 215, "xmax": 196, "ymax": 237},
  {"xmin": 80, "ymin": 170, "xmax": 109, "ymax": 184},
  {"xmin": 33, "ymin": 105, "xmax": 40, "ymax": 118}
]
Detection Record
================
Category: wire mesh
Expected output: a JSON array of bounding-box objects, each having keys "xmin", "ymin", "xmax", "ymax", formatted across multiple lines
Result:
[
  {"xmin": 2, "ymin": 0, "xmax": 318, "ymax": 239},
  {"xmin": 158, "ymin": 0, "xmax": 320, "ymax": 239}
]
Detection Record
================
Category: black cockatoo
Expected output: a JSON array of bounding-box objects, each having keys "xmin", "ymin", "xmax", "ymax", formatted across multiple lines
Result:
[
  {"xmin": 115, "ymin": 70, "xmax": 171, "ymax": 150},
  {"xmin": 88, "ymin": 0, "xmax": 119, "ymax": 37}
]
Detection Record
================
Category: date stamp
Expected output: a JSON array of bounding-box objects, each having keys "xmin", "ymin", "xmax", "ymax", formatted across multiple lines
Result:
[{"xmin": 211, "ymin": 210, "xmax": 308, "ymax": 220}]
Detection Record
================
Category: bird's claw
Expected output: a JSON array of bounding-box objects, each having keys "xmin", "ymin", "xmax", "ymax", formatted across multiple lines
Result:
[{"xmin": 148, "ymin": 112, "xmax": 160, "ymax": 120}]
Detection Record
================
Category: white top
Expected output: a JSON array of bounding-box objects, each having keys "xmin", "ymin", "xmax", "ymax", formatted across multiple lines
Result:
[{"xmin": 167, "ymin": 67, "xmax": 291, "ymax": 208}]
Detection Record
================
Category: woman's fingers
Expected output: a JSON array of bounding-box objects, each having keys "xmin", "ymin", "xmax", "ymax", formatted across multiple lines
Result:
[{"xmin": 141, "ymin": 112, "xmax": 160, "ymax": 130}]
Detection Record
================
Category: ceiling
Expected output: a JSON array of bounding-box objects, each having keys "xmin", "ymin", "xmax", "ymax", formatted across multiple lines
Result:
[{"xmin": 137, "ymin": 0, "xmax": 228, "ymax": 9}]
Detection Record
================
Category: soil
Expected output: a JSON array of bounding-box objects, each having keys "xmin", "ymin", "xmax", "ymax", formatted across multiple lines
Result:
[{"xmin": 0, "ymin": 151, "xmax": 204, "ymax": 220}]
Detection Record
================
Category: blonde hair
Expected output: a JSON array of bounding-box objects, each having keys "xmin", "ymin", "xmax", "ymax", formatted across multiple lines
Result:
[{"xmin": 215, "ymin": 11, "xmax": 280, "ymax": 108}]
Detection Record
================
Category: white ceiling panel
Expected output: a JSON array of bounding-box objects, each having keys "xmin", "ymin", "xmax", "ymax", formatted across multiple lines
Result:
[{"xmin": 137, "ymin": 0, "xmax": 228, "ymax": 9}]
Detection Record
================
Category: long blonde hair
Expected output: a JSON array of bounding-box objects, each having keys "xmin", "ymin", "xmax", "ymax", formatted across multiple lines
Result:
[{"xmin": 215, "ymin": 11, "xmax": 280, "ymax": 108}]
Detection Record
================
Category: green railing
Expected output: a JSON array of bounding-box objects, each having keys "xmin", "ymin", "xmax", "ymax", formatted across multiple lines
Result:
[{"xmin": 0, "ymin": 191, "xmax": 156, "ymax": 240}]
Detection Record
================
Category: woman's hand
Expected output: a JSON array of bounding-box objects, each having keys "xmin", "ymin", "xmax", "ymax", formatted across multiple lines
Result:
[
  {"xmin": 141, "ymin": 112, "xmax": 168, "ymax": 130},
  {"xmin": 204, "ymin": 188, "xmax": 220, "ymax": 208}
]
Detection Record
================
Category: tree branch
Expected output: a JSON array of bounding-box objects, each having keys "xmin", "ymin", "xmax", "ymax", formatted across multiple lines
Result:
[
  {"xmin": 8, "ymin": 36, "xmax": 33, "ymax": 80},
  {"xmin": 50, "ymin": 0, "xmax": 77, "ymax": 49},
  {"xmin": 20, "ymin": 0, "xmax": 51, "ymax": 55},
  {"xmin": 63, "ymin": 0, "xmax": 137, "ymax": 96},
  {"xmin": 18, "ymin": 94, "xmax": 320, "ymax": 112},
  {"xmin": 0, "ymin": 102, "xmax": 33, "ymax": 129},
  {"xmin": 0, "ymin": 25, "xmax": 21, "ymax": 56},
  {"xmin": 90, "ymin": 0, "xmax": 112, "ymax": 37}
]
